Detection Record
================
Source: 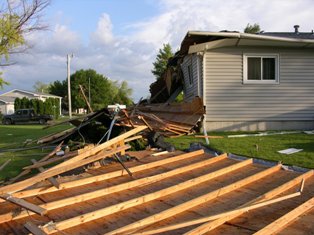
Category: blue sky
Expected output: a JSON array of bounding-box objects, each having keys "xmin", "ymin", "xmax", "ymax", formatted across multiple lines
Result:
[{"xmin": 2, "ymin": 0, "xmax": 314, "ymax": 101}]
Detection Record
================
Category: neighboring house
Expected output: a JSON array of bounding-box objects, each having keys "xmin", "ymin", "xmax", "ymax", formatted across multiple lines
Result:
[
  {"xmin": 0, "ymin": 89, "xmax": 62, "ymax": 115},
  {"xmin": 0, "ymin": 96, "xmax": 15, "ymax": 115},
  {"xmin": 178, "ymin": 25, "xmax": 314, "ymax": 131}
]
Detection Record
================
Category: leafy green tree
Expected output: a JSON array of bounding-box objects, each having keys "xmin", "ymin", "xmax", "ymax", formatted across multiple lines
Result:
[
  {"xmin": 14, "ymin": 98, "xmax": 21, "ymax": 110},
  {"xmin": 33, "ymin": 81, "xmax": 50, "ymax": 93},
  {"xmin": 152, "ymin": 43, "xmax": 174, "ymax": 81},
  {"xmin": 49, "ymin": 69, "xmax": 133, "ymax": 112},
  {"xmin": 244, "ymin": 23, "xmax": 261, "ymax": 33},
  {"xmin": 0, "ymin": 0, "xmax": 49, "ymax": 88}
]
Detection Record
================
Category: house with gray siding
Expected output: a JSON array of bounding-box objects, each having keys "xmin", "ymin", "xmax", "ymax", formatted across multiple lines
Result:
[{"xmin": 178, "ymin": 26, "xmax": 314, "ymax": 131}]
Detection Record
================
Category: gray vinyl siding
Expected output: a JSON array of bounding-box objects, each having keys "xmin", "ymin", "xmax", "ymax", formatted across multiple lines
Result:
[
  {"xmin": 182, "ymin": 54, "xmax": 201, "ymax": 101},
  {"xmin": 204, "ymin": 47, "xmax": 314, "ymax": 121}
]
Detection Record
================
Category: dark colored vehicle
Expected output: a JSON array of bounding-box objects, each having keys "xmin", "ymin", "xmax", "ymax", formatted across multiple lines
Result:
[{"xmin": 2, "ymin": 109, "xmax": 53, "ymax": 125}]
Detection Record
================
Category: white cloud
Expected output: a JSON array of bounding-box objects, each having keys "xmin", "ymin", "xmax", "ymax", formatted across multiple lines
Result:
[
  {"xmin": 2, "ymin": 0, "xmax": 314, "ymax": 102},
  {"xmin": 91, "ymin": 13, "xmax": 114, "ymax": 46}
]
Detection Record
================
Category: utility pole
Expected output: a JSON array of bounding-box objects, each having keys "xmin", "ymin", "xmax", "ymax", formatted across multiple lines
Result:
[
  {"xmin": 67, "ymin": 54, "xmax": 73, "ymax": 118},
  {"xmin": 88, "ymin": 77, "xmax": 91, "ymax": 106}
]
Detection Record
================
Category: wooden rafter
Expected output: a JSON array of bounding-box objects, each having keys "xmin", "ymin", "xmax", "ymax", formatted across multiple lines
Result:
[
  {"xmin": 0, "ymin": 149, "xmax": 205, "ymax": 203},
  {"xmin": 0, "ymin": 152, "xmax": 226, "ymax": 223},
  {"xmin": 40, "ymin": 158, "xmax": 254, "ymax": 234},
  {"xmin": 184, "ymin": 170, "xmax": 314, "ymax": 235},
  {"xmin": 253, "ymin": 196, "xmax": 314, "ymax": 235},
  {"xmin": 105, "ymin": 164, "xmax": 281, "ymax": 235}
]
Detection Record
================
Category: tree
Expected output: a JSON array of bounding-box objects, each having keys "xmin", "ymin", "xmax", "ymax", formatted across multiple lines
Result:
[
  {"xmin": 0, "ymin": 0, "xmax": 50, "ymax": 88},
  {"xmin": 244, "ymin": 23, "xmax": 261, "ymax": 34},
  {"xmin": 33, "ymin": 81, "xmax": 50, "ymax": 93},
  {"xmin": 49, "ymin": 69, "xmax": 133, "ymax": 112},
  {"xmin": 151, "ymin": 43, "xmax": 174, "ymax": 81}
]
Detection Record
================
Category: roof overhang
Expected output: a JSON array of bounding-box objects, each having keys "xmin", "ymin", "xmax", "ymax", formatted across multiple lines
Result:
[{"xmin": 180, "ymin": 31, "xmax": 314, "ymax": 55}]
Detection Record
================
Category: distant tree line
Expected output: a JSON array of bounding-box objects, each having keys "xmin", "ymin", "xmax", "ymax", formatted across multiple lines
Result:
[
  {"xmin": 34, "ymin": 69, "xmax": 133, "ymax": 112},
  {"xmin": 14, "ymin": 97, "xmax": 60, "ymax": 119}
]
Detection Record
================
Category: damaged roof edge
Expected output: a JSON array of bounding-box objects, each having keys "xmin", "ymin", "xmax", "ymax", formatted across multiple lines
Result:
[{"xmin": 182, "ymin": 31, "xmax": 314, "ymax": 55}]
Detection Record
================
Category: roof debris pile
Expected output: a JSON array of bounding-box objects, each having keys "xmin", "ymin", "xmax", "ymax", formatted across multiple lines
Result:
[{"xmin": 0, "ymin": 148, "xmax": 313, "ymax": 234}]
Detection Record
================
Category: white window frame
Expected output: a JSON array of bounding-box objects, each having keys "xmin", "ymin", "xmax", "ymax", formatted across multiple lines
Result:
[{"xmin": 243, "ymin": 53, "xmax": 279, "ymax": 84}]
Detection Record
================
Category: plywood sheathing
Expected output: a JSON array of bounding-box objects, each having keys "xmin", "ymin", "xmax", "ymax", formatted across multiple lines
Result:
[{"xmin": 0, "ymin": 150, "xmax": 313, "ymax": 235}]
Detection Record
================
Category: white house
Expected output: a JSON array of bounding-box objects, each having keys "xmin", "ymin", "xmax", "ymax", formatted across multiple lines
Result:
[
  {"xmin": 0, "ymin": 89, "xmax": 62, "ymax": 115},
  {"xmin": 177, "ymin": 26, "xmax": 314, "ymax": 131}
]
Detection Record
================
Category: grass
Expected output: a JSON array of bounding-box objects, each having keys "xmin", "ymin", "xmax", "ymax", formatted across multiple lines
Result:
[
  {"xmin": 165, "ymin": 132, "xmax": 314, "ymax": 169},
  {"xmin": 0, "ymin": 124, "xmax": 72, "ymax": 181}
]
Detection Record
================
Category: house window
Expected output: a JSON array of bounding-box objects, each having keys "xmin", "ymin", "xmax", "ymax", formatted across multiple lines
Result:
[
  {"xmin": 243, "ymin": 54, "xmax": 279, "ymax": 84},
  {"xmin": 187, "ymin": 64, "xmax": 193, "ymax": 85}
]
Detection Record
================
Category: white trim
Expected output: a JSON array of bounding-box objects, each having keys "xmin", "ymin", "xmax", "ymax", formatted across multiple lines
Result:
[{"xmin": 243, "ymin": 53, "xmax": 280, "ymax": 84}]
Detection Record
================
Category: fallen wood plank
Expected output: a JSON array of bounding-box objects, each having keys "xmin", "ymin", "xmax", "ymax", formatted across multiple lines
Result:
[
  {"xmin": 25, "ymin": 221, "xmax": 48, "ymax": 235},
  {"xmin": 194, "ymin": 135, "xmax": 224, "ymax": 139},
  {"xmin": 124, "ymin": 135, "xmax": 142, "ymax": 143},
  {"xmin": 45, "ymin": 126, "xmax": 147, "ymax": 171},
  {"xmin": 23, "ymin": 153, "xmax": 76, "ymax": 170},
  {"xmin": 105, "ymin": 164, "xmax": 281, "ymax": 235},
  {"xmin": 184, "ymin": 169, "xmax": 314, "ymax": 235},
  {"xmin": 0, "ymin": 194, "xmax": 47, "ymax": 216},
  {"xmin": 151, "ymin": 151, "xmax": 169, "ymax": 157},
  {"xmin": 0, "ymin": 126, "xmax": 146, "ymax": 195},
  {"xmin": 140, "ymin": 191, "xmax": 302, "ymax": 235},
  {"xmin": 41, "ymin": 158, "xmax": 253, "ymax": 233},
  {"xmin": 4, "ymin": 142, "xmax": 64, "ymax": 184},
  {"xmin": 0, "ymin": 149, "xmax": 205, "ymax": 202},
  {"xmin": 0, "ymin": 159, "xmax": 11, "ymax": 172},
  {"xmin": 0, "ymin": 153, "xmax": 227, "ymax": 223},
  {"xmin": 253, "ymin": 196, "xmax": 314, "ymax": 235},
  {"xmin": 31, "ymin": 159, "xmax": 60, "ymax": 189},
  {"xmin": 0, "ymin": 145, "xmax": 130, "ymax": 195}
]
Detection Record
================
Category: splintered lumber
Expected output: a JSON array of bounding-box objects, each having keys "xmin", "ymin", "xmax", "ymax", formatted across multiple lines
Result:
[
  {"xmin": 0, "ymin": 153, "xmax": 227, "ymax": 223},
  {"xmin": 140, "ymin": 191, "xmax": 302, "ymax": 235},
  {"xmin": 40, "ymin": 158, "xmax": 253, "ymax": 233},
  {"xmin": 151, "ymin": 151, "xmax": 168, "ymax": 157},
  {"xmin": 0, "ymin": 145, "xmax": 129, "ymax": 195},
  {"xmin": 106, "ymin": 164, "xmax": 281, "ymax": 235},
  {"xmin": 124, "ymin": 135, "xmax": 142, "ymax": 142},
  {"xmin": 0, "ymin": 149, "xmax": 205, "ymax": 202},
  {"xmin": 254, "ymin": 196, "xmax": 314, "ymax": 235},
  {"xmin": 0, "ymin": 159, "xmax": 11, "ymax": 172},
  {"xmin": 184, "ymin": 169, "xmax": 314, "ymax": 235},
  {"xmin": 30, "ymin": 160, "xmax": 59, "ymax": 189},
  {"xmin": 5, "ymin": 142, "xmax": 63, "ymax": 184},
  {"xmin": 0, "ymin": 194, "xmax": 47, "ymax": 216},
  {"xmin": 23, "ymin": 154, "xmax": 76, "ymax": 170},
  {"xmin": 0, "ymin": 126, "xmax": 146, "ymax": 195},
  {"xmin": 24, "ymin": 222, "xmax": 47, "ymax": 235}
]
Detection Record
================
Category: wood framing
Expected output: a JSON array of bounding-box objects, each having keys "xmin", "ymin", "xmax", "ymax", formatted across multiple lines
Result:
[
  {"xmin": 41, "ymin": 158, "xmax": 253, "ymax": 233},
  {"xmin": 105, "ymin": 164, "xmax": 281, "ymax": 235},
  {"xmin": 185, "ymin": 169, "xmax": 314, "ymax": 235},
  {"xmin": 30, "ymin": 159, "xmax": 60, "ymax": 189},
  {"xmin": 254, "ymin": 196, "xmax": 314, "ymax": 235},
  {"xmin": 0, "ymin": 149, "xmax": 205, "ymax": 202},
  {"xmin": 140, "ymin": 191, "xmax": 301, "ymax": 235},
  {"xmin": 0, "ymin": 152, "xmax": 226, "ymax": 223}
]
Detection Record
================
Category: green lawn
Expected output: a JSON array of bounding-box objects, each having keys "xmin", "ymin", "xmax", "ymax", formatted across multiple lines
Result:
[
  {"xmin": 166, "ymin": 132, "xmax": 314, "ymax": 169},
  {"xmin": 0, "ymin": 124, "xmax": 72, "ymax": 182}
]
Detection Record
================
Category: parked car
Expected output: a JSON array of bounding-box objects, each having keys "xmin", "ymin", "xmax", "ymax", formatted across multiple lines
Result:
[{"xmin": 2, "ymin": 109, "xmax": 53, "ymax": 125}]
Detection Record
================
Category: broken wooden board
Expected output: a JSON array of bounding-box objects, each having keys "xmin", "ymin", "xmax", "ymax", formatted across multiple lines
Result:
[{"xmin": 0, "ymin": 150, "xmax": 313, "ymax": 235}]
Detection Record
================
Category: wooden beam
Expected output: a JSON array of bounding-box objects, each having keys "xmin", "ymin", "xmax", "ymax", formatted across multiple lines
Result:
[
  {"xmin": 79, "ymin": 84, "xmax": 93, "ymax": 113},
  {"xmin": 151, "ymin": 151, "xmax": 168, "ymax": 157},
  {"xmin": 0, "ymin": 159, "xmax": 11, "ymax": 172},
  {"xmin": 0, "ymin": 153, "xmax": 227, "ymax": 223},
  {"xmin": 0, "ymin": 149, "xmax": 205, "ymax": 202},
  {"xmin": 41, "ymin": 158, "xmax": 254, "ymax": 234},
  {"xmin": 140, "ymin": 192, "xmax": 302, "ymax": 235},
  {"xmin": 23, "ymin": 154, "xmax": 75, "ymax": 170},
  {"xmin": 124, "ymin": 135, "xmax": 142, "ymax": 143},
  {"xmin": 5, "ymin": 142, "xmax": 63, "ymax": 184},
  {"xmin": 24, "ymin": 222, "xmax": 48, "ymax": 235},
  {"xmin": 194, "ymin": 135, "xmax": 224, "ymax": 139},
  {"xmin": 31, "ymin": 159, "xmax": 60, "ymax": 189},
  {"xmin": 253, "ymin": 196, "xmax": 314, "ymax": 235},
  {"xmin": 0, "ymin": 194, "xmax": 47, "ymax": 216},
  {"xmin": 184, "ymin": 170, "xmax": 314, "ymax": 235},
  {"xmin": 0, "ymin": 145, "xmax": 130, "ymax": 195},
  {"xmin": 105, "ymin": 164, "xmax": 281, "ymax": 235}
]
